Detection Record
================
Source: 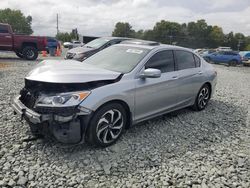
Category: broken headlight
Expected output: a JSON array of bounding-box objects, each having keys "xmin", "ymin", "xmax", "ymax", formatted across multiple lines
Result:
[{"xmin": 35, "ymin": 91, "xmax": 91, "ymax": 107}]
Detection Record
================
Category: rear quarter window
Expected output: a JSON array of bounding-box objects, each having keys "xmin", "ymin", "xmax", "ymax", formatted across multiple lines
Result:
[{"xmin": 194, "ymin": 55, "xmax": 201, "ymax": 67}]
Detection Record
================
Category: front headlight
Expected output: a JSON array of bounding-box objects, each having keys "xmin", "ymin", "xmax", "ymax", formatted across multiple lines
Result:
[{"xmin": 35, "ymin": 91, "xmax": 91, "ymax": 107}]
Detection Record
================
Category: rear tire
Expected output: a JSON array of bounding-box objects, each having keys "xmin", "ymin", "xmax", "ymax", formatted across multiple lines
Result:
[
  {"xmin": 229, "ymin": 60, "xmax": 237, "ymax": 66},
  {"xmin": 86, "ymin": 103, "xmax": 127, "ymax": 147},
  {"xmin": 192, "ymin": 84, "xmax": 211, "ymax": 111},
  {"xmin": 22, "ymin": 46, "xmax": 38, "ymax": 60}
]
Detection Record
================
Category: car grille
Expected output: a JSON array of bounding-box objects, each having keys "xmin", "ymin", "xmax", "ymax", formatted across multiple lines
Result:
[
  {"xmin": 35, "ymin": 106, "xmax": 79, "ymax": 115},
  {"xmin": 66, "ymin": 52, "xmax": 75, "ymax": 59},
  {"xmin": 19, "ymin": 88, "xmax": 37, "ymax": 109}
]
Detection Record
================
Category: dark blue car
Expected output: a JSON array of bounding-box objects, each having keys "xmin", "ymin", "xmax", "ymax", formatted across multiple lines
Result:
[{"xmin": 203, "ymin": 51, "xmax": 241, "ymax": 66}]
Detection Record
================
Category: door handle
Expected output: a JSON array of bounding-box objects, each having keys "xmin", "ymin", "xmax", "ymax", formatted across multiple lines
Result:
[
  {"xmin": 198, "ymin": 71, "xmax": 203, "ymax": 75},
  {"xmin": 5, "ymin": 36, "xmax": 11, "ymax": 38}
]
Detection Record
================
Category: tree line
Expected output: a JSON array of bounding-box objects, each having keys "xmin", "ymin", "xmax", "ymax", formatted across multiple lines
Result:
[
  {"xmin": 1, "ymin": 8, "xmax": 249, "ymax": 50},
  {"xmin": 112, "ymin": 20, "xmax": 250, "ymax": 51},
  {"xmin": 0, "ymin": 8, "xmax": 33, "ymax": 35}
]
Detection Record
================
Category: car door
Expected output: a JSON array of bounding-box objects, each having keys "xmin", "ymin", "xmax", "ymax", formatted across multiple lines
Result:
[
  {"xmin": 135, "ymin": 50, "xmax": 179, "ymax": 121},
  {"xmin": 174, "ymin": 50, "xmax": 204, "ymax": 106},
  {"xmin": 0, "ymin": 25, "xmax": 12, "ymax": 50},
  {"xmin": 223, "ymin": 51, "xmax": 233, "ymax": 62}
]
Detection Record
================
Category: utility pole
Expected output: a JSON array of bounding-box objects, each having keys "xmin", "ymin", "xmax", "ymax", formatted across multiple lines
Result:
[
  {"xmin": 56, "ymin": 13, "xmax": 59, "ymax": 35},
  {"xmin": 237, "ymin": 39, "xmax": 242, "ymax": 51}
]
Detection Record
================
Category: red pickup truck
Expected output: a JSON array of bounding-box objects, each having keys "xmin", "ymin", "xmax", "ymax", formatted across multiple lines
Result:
[{"xmin": 0, "ymin": 23, "xmax": 47, "ymax": 60}]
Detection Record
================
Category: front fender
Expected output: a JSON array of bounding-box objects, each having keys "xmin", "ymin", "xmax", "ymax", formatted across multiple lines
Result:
[{"xmin": 78, "ymin": 79, "xmax": 135, "ymax": 114}]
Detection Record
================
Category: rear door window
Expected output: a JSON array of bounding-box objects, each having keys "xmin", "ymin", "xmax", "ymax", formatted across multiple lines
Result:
[{"xmin": 175, "ymin": 50, "xmax": 196, "ymax": 70}]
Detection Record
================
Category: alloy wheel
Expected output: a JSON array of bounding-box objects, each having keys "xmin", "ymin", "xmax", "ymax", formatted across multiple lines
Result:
[
  {"xmin": 198, "ymin": 87, "xmax": 210, "ymax": 109},
  {"xmin": 96, "ymin": 109, "xmax": 124, "ymax": 144},
  {"xmin": 27, "ymin": 50, "xmax": 35, "ymax": 59}
]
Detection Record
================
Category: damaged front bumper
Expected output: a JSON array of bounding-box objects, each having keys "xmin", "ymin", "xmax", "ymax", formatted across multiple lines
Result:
[{"xmin": 12, "ymin": 96, "xmax": 92, "ymax": 144}]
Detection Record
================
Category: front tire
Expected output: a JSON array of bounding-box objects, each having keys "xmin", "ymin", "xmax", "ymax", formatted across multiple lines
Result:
[
  {"xmin": 22, "ymin": 46, "xmax": 38, "ymax": 60},
  {"xmin": 192, "ymin": 84, "xmax": 211, "ymax": 111},
  {"xmin": 86, "ymin": 103, "xmax": 127, "ymax": 147}
]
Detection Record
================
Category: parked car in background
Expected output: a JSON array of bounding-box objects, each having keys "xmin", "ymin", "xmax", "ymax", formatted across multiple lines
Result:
[
  {"xmin": 216, "ymin": 47, "xmax": 232, "ymax": 52},
  {"xmin": 0, "ymin": 23, "xmax": 47, "ymax": 60},
  {"xmin": 239, "ymin": 51, "xmax": 250, "ymax": 61},
  {"xmin": 240, "ymin": 51, "xmax": 250, "ymax": 66},
  {"xmin": 200, "ymin": 49, "xmax": 216, "ymax": 57},
  {"xmin": 203, "ymin": 51, "xmax": 241, "ymax": 66},
  {"xmin": 13, "ymin": 43, "xmax": 217, "ymax": 146},
  {"xmin": 194, "ymin": 49, "xmax": 205, "ymax": 54},
  {"xmin": 242, "ymin": 59, "xmax": 250, "ymax": 66},
  {"xmin": 65, "ymin": 37, "xmax": 130, "ymax": 61},
  {"xmin": 63, "ymin": 40, "xmax": 84, "ymax": 49}
]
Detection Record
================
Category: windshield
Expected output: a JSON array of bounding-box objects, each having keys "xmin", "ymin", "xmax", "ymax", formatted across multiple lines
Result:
[
  {"xmin": 84, "ymin": 45, "xmax": 150, "ymax": 73},
  {"xmin": 85, "ymin": 38, "xmax": 110, "ymax": 48}
]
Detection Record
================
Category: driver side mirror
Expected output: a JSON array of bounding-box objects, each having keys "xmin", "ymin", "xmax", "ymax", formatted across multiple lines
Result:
[{"xmin": 139, "ymin": 68, "xmax": 161, "ymax": 78}]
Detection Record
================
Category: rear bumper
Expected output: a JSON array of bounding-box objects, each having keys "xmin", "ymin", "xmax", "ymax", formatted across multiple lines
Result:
[{"xmin": 243, "ymin": 60, "xmax": 250, "ymax": 66}]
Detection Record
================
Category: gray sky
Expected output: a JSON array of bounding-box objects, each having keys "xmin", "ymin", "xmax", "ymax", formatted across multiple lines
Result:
[{"xmin": 1, "ymin": 0, "xmax": 250, "ymax": 36}]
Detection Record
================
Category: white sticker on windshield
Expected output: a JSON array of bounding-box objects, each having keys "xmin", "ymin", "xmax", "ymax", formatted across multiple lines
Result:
[{"xmin": 126, "ymin": 49, "xmax": 143, "ymax": 54}]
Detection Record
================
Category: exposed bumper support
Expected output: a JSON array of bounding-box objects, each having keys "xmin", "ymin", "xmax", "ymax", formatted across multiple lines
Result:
[
  {"xmin": 12, "ymin": 96, "xmax": 92, "ymax": 144},
  {"xmin": 12, "ymin": 96, "xmax": 50, "ymax": 124}
]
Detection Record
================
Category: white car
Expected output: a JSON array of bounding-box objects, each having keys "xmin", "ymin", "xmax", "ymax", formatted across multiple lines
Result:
[
  {"xmin": 216, "ymin": 47, "xmax": 232, "ymax": 52},
  {"xmin": 63, "ymin": 41, "xmax": 84, "ymax": 49}
]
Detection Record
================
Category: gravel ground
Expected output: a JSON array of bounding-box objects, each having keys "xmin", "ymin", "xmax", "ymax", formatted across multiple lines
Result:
[{"xmin": 0, "ymin": 55, "xmax": 249, "ymax": 188}]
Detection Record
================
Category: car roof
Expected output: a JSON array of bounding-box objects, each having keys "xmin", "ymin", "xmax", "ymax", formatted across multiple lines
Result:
[
  {"xmin": 0, "ymin": 23, "xmax": 9, "ymax": 26},
  {"xmin": 239, "ymin": 51, "xmax": 250, "ymax": 55},
  {"xmin": 116, "ymin": 43, "xmax": 194, "ymax": 52},
  {"xmin": 100, "ymin": 36, "xmax": 131, "ymax": 41},
  {"xmin": 121, "ymin": 39, "xmax": 160, "ymax": 46}
]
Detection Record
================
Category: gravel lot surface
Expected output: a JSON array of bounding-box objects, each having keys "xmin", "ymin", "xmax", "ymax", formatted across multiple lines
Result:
[{"xmin": 0, "ymin": 54, "xmax": 249, "ymax": 188}]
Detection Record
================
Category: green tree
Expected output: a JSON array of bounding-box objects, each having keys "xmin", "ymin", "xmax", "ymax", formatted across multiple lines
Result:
[
  {"xmin": 151, "ymin": 20, "xmax": 182, "ymax": 44},
  {"xmin": 208, "ymin": 26, "xmax": 224, "ymax": 48},
  {"xmin": 112, "ymin": 22, "xmax": 135, "ymax": 37},
  {"xmin": 56, "ymin": 29, "xmax": 80, "ymax": 42},
  {"xmin": 0, "ymin": 8, "xmax": 33, "ymax": 34},
  {"xmin": 56, "ymin": 32, "xmax": 73, "ymax": 42},
  {"xmin": 111, "ymin": 19, "xmax": 250, "ymax": 50},
  {"xmin": 244, "ymin": 36, "xmax": 250, "ymax": 50},
  {"xmin": 134, "ymin": 29, "xmax": 144, "ymax": 39}
]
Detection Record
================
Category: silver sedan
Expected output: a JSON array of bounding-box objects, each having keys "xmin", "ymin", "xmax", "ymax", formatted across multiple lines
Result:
[{"xmin": 13, "ymin": 42, "xmax": 217, "ymax": 147}]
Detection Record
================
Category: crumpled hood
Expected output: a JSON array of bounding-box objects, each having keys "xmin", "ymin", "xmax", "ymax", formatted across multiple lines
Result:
[
  {"xmin": 67, "ymin": 46, "xmax": 94, "ymax": 54},
  {"xmin": 26, "ymin": 60, "xmax": 121, "ymax": 83}
]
